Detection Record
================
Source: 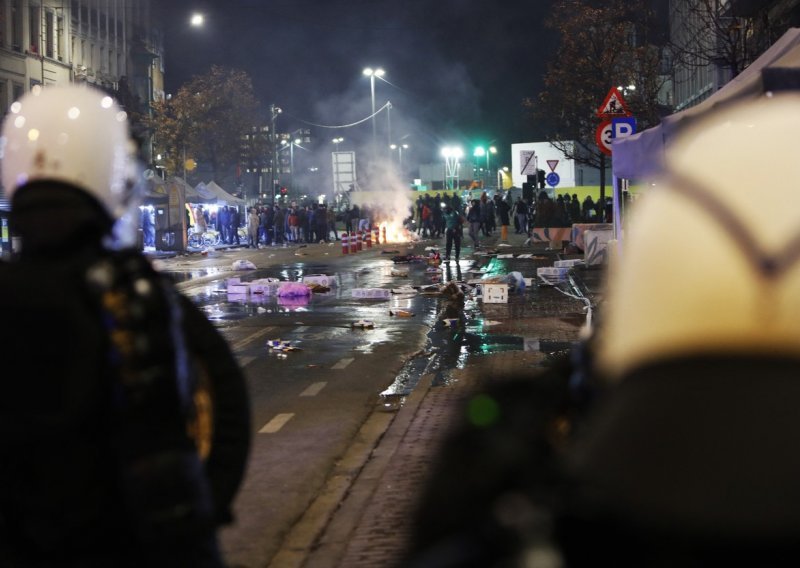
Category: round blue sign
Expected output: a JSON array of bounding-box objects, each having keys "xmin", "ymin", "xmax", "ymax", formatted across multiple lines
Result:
[{"xmin": 546, "ymin": 172, "xmax": 560, "ymax": 187}]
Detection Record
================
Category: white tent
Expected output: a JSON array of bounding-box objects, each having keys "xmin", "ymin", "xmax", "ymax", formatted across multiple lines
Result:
[
  {"xmin": 612, "ymin": 27, "xmax": 800, "ymax": 180},
  {"xmin": 192, "ymin": 181, "xmax": 245, "ymax": 205}
]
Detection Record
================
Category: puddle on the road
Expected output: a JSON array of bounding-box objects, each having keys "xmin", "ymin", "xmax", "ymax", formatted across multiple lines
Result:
[{"xmin": 178, "ymin": 256, "xmax": 587, "ymax": 396}]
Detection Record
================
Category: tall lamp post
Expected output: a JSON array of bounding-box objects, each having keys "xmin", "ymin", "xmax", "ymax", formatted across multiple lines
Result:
[
  {"xmin": 441, "ymin": 146, "xmax": 463, "ymax": 191},
  {"xmin": 281, "ymin": 138, "xmax": 302, "ymax": 195},
  {"xmin": 390, "ymin": 143, "xmax": 409, "ymax": 170},
  {"xmin": 270, "ymin": 105, "xmax": 282, "ymax": 205},
  {"xmin": 362, "ymin": 67, "xmax": 385, "ymax": 159},
  {"xmin": 474, "ymin": 145, "xmax": 498, "ymax": 189}
]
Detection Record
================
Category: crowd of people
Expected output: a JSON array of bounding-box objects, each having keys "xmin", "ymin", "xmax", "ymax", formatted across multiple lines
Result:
[{"xmin": 414, "ymin": 189, "xmax": 614, "ymax": 249}]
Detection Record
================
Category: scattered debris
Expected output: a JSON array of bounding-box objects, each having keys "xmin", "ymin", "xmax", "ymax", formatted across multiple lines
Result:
[
  {"xmin": 389, "ymin": 309, "xmax": 415, "ymax": 317},
  {"xmin": 390, "ymin": 268, "xmax": 409, "ymax": 277},
  {"xmin": 351, "ymin": 319, "xmax": 375, "ymax": 329},
  {"xmin": 391, "ymin": 286, "xmax": 417, "ymax": 295},
  {"xmin": 267, "ymin": 339, "xmax": 302, "ymax": 352},
  {"xmin": 231, "ymin": 259, "xmax": 257, "ymax": 271}
]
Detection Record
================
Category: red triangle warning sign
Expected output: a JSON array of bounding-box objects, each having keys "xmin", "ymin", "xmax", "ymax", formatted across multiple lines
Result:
[{"xmin": 597, "ymin": 87, "xmax": 631, "ymax": 119}]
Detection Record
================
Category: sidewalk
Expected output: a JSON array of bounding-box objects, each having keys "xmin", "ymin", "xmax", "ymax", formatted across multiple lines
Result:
[{"xmin": 267, "ymin": 228, "xmax": 601, "ymax": 568}]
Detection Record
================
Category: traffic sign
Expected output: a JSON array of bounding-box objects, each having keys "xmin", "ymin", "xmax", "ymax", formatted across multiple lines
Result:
[
  {"xmin": 546, "ymin": 159, "xmax": 559, "ymax": 172},
  {"xmin": 596, "ymin": 120, "xmax": 613, "ymax": 156},
  {"xmin": 612, "ymin": 117, "xmax": 637, "ymax": 138},
  {"xmin": 597, "ymin": 87, "xmax": 631, "ymax": 119},
  {"xmin": 520, "ymin": 150, "xmax": 537, "ymax": 175},
  {"xmin": 546, "ymin": 172, "xmax": 560, "ymax": 187}
]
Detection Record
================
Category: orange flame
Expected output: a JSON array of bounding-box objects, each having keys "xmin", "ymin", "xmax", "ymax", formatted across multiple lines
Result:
[{"xmin": 379, "ymin": 220, "xmax": 415, "ymax": 244}]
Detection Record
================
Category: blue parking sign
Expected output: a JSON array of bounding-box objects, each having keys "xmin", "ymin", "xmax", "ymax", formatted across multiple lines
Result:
[{"xmin": 612, "ymin": 117, "xmax": 637, "ymax": 138}]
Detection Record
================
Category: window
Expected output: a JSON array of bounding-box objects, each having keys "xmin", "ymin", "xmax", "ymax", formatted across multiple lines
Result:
[
  {"xmin": 0, "ymin": 0, "xmax": 6, "ymax": 48},
  {"xmin": 29, "ymin": 4, "xmax": 40, "ymax": 54},
  {"xmin": 56, "ymin": 16, "xmax": 63, "ymax": 60},
  {"xmin": 11, "ymin": 0, "xmax": 21, "ymax": 51},
  {"xmin": 12, "ymin": 83, "xmax": 23, "ymax": 102},
  {"xmin": 45, "ymin": 10, "xmax": 54, "ymax": 58},
  {"xmin": 0, "ymin": 80, "xmax": 8, "ymax": 116}
]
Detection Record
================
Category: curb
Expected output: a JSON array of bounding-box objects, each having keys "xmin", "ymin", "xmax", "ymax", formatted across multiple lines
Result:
[{"xmin": 267, "ymin": 374, "xmax": 436, "ymax": 568}]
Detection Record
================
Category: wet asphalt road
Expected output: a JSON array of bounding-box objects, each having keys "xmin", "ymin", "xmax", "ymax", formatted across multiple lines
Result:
[{"xmin": 156, "ymin": 241, "xmax": 598, "ymax": 567}]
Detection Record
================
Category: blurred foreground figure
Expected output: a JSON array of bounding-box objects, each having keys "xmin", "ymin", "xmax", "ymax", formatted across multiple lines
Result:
[
  {"xmin": 0, "ymin": 85, "xmax": 250, "ymax": 566},
  {"xmin": 406, "ymin": 93, "xmax": 800, "ymax": 566}
]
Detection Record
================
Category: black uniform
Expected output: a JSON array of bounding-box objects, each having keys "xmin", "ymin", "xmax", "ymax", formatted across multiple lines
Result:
[{"xmin": 0, "ymin": 185, "xmax": 250, "ymax": 566}]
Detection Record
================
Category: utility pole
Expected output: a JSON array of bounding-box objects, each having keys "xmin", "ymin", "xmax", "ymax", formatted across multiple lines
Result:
[{"xmin": 270, "ymin": 105, "xmax": 282, "ymax": 205}]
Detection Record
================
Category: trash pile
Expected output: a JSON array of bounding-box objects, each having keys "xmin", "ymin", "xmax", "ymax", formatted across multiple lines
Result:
[{"xmin": 267, "ymin": 339, "xmax": 302, "ymax": 353}]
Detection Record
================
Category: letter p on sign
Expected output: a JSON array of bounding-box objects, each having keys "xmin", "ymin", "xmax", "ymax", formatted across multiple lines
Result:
[{"xmin": 612, "ymin": 117, "xmax": 637, "ymax": 139}]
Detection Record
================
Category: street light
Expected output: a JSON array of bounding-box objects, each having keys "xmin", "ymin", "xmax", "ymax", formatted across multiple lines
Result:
[
  {"xmin": 441, "ymin": 146, "xmax": 463, "ymax": 191},
  {"xmin": 281, "ymin": 138, "xmax": 303, "ymax": 195},
  {"xmin": 270, "ymin": 105, "xmax": 282, "ymax": 205},
  {"xmin": 390, "ymin": 143, "xmax": 409, "ymax": 170},
  {"xmin": 332, "ymin": 136, "xmax": 344, "ymax": 148},
  {"xmin": 362, "ymin": 67, "xmax": 385, "ymax": 158},
  {"xmin": 190, "ymin": 12, "xmax": 204, "ymax": 27}
]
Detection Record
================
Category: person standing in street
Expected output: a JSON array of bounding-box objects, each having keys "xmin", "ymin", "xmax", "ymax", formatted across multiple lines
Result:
[
  {"xmin": 247, "ymin": 207, "xmax": 259, "ymax": 248},
  {"xmin": 442, "ymin": 204, "xmax": 464, "ymax": 262},
  {"xmin": 0, "ymin": 85, "xmax": 251, "ymax": 567}
]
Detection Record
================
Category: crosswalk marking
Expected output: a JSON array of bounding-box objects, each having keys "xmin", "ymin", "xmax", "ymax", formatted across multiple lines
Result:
[
  {"xmin": 259, "ymin": 413, "xmax": 295, "ymax": 434},
  {"xmin": 300, "ymin": 382, "xmax": 327, "ymax": 397},
  {"xmin": 238, "ymin": 356, "xmax": 256, "ymax": 368},
  {"xmin": 331, "ymin": 357, "xmax": 354, "ymax": 370},
  {"xmin": 233, "ymin": 326, "xmax": 274, "ymax": 351}
]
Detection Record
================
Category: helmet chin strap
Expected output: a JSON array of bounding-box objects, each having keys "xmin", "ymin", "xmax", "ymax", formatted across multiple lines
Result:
[{"xmin": 664, "ymin": 170, "xmax": 800, "ymax": 280}]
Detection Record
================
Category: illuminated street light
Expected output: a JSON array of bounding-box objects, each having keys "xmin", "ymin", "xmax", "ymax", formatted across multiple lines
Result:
[
  {"xmin": 363, "ymin": 67, "xmax": 385, "ymax": 158},
  {"xmin": 280, "ymin": 138, "xmax": 304, "ymax": 194},
  {"xmin": 441, "ymin": 146, "xmax": 464, "ymax": 191},
  {"xmin": 390, "ymin": 143, "xmax": 409, "ymax": 171},
  {"xmin": 190, "ymin": 12, "xmax": 204, "ymax": 27}
]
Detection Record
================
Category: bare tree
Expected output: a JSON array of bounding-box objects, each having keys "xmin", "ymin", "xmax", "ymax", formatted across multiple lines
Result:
[
  {"xmin": 528, "ymin": 0, "xmax": 668, "ymax": 203},
  {"xmin": 148, "ymin": 66, "xmax": 261, "ymax": 187}
]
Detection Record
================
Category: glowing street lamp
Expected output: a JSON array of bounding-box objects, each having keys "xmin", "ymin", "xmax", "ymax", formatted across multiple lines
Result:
[
  {"xmin": 190, "ymin": 12, "xmax": 204, "ymax": 27},
  {"xmin": 280, "ymin": 138, "xmax": 303, "ymax": 194},
  {"xmin": 441, "ymin": 146, "xmax": 464, "ymax": 191},
  {"xmin": 390, "ymin": 143, "xmax": 409, "ymax": 170},
  {"xmin": 362, "ymin": 67, "xmax": 385, "ymax": 157}
]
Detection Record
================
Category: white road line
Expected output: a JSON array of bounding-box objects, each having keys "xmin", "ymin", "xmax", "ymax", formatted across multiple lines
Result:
[
  {"xmin": 300, "ymin": 382, "xmax": 327, "ymax": 397},
  {"xmin": 233, "ymin": 326, "xmax": 274, "ymax": 351},
  {"xmin": 295, "ymin": 326, "xmax": 309, "ymax": 333},
  {"xmin": 238, "ymin": 356, "xmax": 256, "ymax": 368},
  {"xmin": 331, "ymin": 357, "xmax": 354, "ymax": 370},
  {"xmin": 259, "ymin": 413, "xmax": 295, "ymax": 434}
]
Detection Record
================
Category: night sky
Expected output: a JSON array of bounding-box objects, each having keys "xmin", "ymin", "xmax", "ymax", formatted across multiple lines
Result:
[{"xmin": 159, "ymin": 0, "xmax": 556, "ymax": 170}]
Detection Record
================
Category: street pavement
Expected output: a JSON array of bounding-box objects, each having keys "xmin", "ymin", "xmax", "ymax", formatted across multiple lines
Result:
[
  {"xmin": 151, "ymin": 224, "xmax": 605, "ymax": 568},
  {"xmin": 281, "ymin": 240, "xmax": 603, "ymax": 568}
]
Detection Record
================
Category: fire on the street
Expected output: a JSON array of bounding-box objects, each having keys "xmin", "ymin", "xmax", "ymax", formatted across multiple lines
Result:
[{"xmin": 379, "ymin": 221, "xmax": 417, "ymax": 244}]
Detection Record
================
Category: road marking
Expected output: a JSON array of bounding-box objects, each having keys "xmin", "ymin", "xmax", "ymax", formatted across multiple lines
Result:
[
  {"xmin": 238, "ymin": 356, "xmax": 256, "ymax": 368},
  {"xmin": 295, "ymin": 326, "xmax": 309, "ymax": 333},
  {"xmin": 300, "ymin": 382, "xmax": 327, "ymax": 397},
  {"xmin": 233, "ymin": 326, "xmax": 274, "ymax": 351},
  {"xmin": 331, "ymin": 357, "xmax": 354, "ymax": 370},
  {"xmin": 259, "ymin": 413, "xmax": 295, "ymax": 434}
]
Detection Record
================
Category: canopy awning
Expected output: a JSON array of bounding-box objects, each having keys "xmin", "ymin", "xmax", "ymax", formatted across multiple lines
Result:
[{"xmin": 612, "ymin": 27, "xmax": 800, "ymax": 180}]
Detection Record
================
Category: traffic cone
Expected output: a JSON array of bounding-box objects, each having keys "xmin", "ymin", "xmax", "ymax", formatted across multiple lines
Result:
[{"xmin": 342, "ymin": 232, "xmax": 349, "ymax": 255}]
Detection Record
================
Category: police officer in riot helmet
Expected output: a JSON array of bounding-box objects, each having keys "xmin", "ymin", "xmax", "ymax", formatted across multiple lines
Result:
[{"xmin": 0, "ymin": 85, "xmax": 250, "ymax": 566}]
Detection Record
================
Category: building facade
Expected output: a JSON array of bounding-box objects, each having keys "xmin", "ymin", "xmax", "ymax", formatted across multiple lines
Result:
[
  {"xmin": 669, "ymin": 0, "xmax": 800, "ymax": 110},
  {"xmin": 0, "ymin": 0, "xmax": 162, "ymax": 252}
]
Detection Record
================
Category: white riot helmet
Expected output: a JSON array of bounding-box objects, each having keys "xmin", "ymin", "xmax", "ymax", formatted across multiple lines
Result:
[
  {"xmin": 0, "ymin": 84, "xmax": 135, "ymax": 221},
  {"xmin": 598, "ymin": 93, "xmax": 800, "ymax": 379}
]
